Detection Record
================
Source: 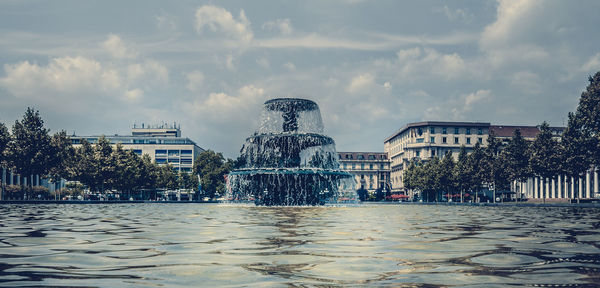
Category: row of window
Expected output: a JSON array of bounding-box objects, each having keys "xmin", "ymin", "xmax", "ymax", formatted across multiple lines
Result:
[
  {"xmin": 342, "ymin": 163, "xmax": 387, "ymax": 170},
  {"xmin": 430, "ymin": 137, "xmax": 483, "ymax": 145},
  {"xmin": 422, "ymin": 127, "xmax": 484, "ymax": 135},
  {"xmin": 341, "ymin": 154, "xmax": 387, "ymax": 160},
  {"xmin": 155, "ymin": 149, "xmax": 193, "ymax": 156},
  {"xmin": 155, "ymin": 158, "xmax": 193, "ymax": 165}
]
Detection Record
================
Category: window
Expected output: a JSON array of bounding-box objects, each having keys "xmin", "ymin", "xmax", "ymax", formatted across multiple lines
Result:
[
  {"xmin": 133, "ymin": 149, "xmax": 142, "ymax": 155},
  {"xmin": 369, "ymin": 183, "xmax": 373, "ymax": 189},
  {"xmin": 368, "ymin": 155, "xmax": 376, "ymax": 160},
  {"xmin": 466, "ymin": 137, "xmax": 471, "ymax": 144},
  {"xmin": 361, "ymin": 163, "xmax": 365, "ymax": 170},
  {"xmin": 380, "ymin": 164, "xmax": 384, "ymax": 169},
  {"xmin": 430, "ymin": 127, "xmax": 435, "ymax": 134},
  {"xmin": 155, "ymin": 150, "xmax": 167, "ymax": 156},
  {"xmin": 155, "ymin": 158, "xmax": 167, "ymax": 164},
  {"xmin": 442, "ymin": 127, "xmax": 447, "ymax": 134},
  {"xmin": 358, "ymin": 155, "xmax": 365, "ymax": 160},
  {"xmin": 454, "ymin": 137, "xmax": 459, "ymax": 144},
  {"xmin": 454, "ymin": 127, "xmax": 459, "ymax": 134},
  {"xmin": 168, "ymin": 150, "xmax": 179, "ymax": 156},
  {"xmin": 430, "ymin": 136, "xmax": 435, "ymax": 143},
  {"xmin": 352, "ymin": 163, "xmax": 356, "ymax": 169},
  {"xmin": 417, "ymin": 128, "xmax": 423, "ymax": 136},
  {"xmin": 369, "ymin": 174, "xmax": 373, "ymax": 180},
  {"xmin": 181, "ymin": 158, "xmax": 193, "ymax": 164},
  {"xmin": 343, "ymin": 163, "xmax": 347, "ymax": 169},
  {"xmin": 361, "ymin": 174, "xmax": 364, "ymax": 179},
  {"xmin": 478, "ymin": 128, "xmax": 483, "ymax": 135},
  {"xmin": 478, "ymin": 137, "xmax": 483, "ymax": 144},
  {"xmin": 181, "ymin": 150, "xmax": 192, "ymax": 155},
  {"xmin": 369, "ymin": 164, "xmax": 373, "ymax": 170},
  {"xmin": 466, "ymin": 128, "xmax": 471, "ymax": 135},
  {"xmin": 416, "ymin": 138, "xmax": 424, "ymax": 143},
  {"xmin": 432, "ymin": 150, "xmax": 436, "ymax": 157},
  {"xmin": 442, "ymin": 137, "xmax": 447, "ymax": 144},
  {"xmin": 416, "ymin": 150, "xmax": 420, "ymax": 157}
]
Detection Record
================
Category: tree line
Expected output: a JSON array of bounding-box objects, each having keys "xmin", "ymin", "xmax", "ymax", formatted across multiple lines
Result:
[
  {"xmin": 403, "ymin": 72, "xmax": 600, "ymax": 202},
  {"xmin": 0, "ymin": 108, "xmax": 234, "ymax": 200}
]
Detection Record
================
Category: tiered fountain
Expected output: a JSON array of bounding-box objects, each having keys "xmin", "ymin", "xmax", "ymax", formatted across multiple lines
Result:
[{"xmin": 226, "ymin": 98, "xmax": 356, "ymax": 206}]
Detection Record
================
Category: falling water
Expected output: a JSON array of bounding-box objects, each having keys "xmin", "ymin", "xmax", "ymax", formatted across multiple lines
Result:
[{"xmin": 226, "ymin": 98, "xmax": 356, "ymax": 206}]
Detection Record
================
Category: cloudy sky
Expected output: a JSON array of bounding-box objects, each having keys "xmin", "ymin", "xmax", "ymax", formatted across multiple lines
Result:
[{"xmin": 1, "ymin": 0, "xmax": 600, "ymax": 158}]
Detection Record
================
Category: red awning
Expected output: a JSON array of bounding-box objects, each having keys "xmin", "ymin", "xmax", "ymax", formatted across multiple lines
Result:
[{"xmin": 390, "ymin": 194, "xmax": 410, "ymax": 199}]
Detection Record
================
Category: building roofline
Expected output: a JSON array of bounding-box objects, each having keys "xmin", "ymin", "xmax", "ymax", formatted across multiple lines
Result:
[{"xmin": 384, "ymin": 121, "xmax": 491, "ymax": 142}]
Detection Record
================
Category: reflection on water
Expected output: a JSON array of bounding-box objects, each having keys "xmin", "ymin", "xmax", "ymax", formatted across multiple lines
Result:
[{"xmin": 1, "ymin": 204, "xmax": 599, "ymax": 287}]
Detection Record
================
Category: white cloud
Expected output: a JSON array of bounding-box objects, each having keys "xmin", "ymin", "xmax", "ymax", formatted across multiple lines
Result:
[
  {"xmin": 395, "ymin": 47, "xmax": 467, "ymax": 81},
  {"xmin": 464, "ymin": 89, "xmax": 492, "ymax": 107},
  {"xmin": 102, "ymin": 34, "xmax": 138, "ymax": 59},
  {"xmin": 186, "ymin": 70, "xmax": 204, "ymax": 91},
  {"xmin": 510, "ymin": 71, "xmax": 542, "ymax": 94},
  {"xmin": 124, "ymin": 88, "xmax": 144, "ymax": 102},
  {"xmin": 156, "ymin": 14, "xmax": 177, "ymax": 32},
  {"xmin": 262, "ymin": 18, "xmax": 293, "ymax": 35},
  {"xmin": 582, "ymin": 52, "xmax": 600, "ymax": 72},
  {"xmin": 383, "ymin": 81, "xmax": 391, "ymax": 90},
  {"xmin": 441, "ymin": 5, "xmax": 473, "ymax": 23},
  {"xmin": 187, "ymin": 85, "xmax": 266, "ymax": 122},
  {"xmin": 256, "ymin": 57, "xmax": 270, "ymax": 68},
  {"xmin": 347, "ymin": 73, "xmax": 375, "ymax": 94},
  {"xmin": 1, "ymin": 57, "xmax": 106, "ymax": 97},
  {"xmin": 283, "ymin": 62, "xmax": 296, "ymax": 72},
  {"xmin": 195, "ymin": 5, "xmax": 253, "ymax": 43}
]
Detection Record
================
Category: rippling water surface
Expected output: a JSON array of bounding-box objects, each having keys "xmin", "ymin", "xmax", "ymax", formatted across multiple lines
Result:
[{"xmin": 1, "ymin": 203, "xmax": 600, "ymax": 287}]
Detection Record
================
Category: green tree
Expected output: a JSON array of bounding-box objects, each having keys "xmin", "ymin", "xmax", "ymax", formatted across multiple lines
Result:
[
  {"xmin": 529, "ymin": 122, "xmax": 562, "ymax": 182},
  {"xmin": 503, "ymin": 129, "xmax": 531, "ymax": 186},
  {"xmin": 560, "ymin": 113, "xmax": 591, "ymax": 180},
  {"xmin": 93, "ymin": 136, "xmax": 115, "ymax": 193},
  {"xmin": 156, "ymin": 164, "xmax": 178, "ymax": 190},
  {"xmin": 0, "ymin": 122, "xmax": 9, "ymax": 167},
  {"xmin": 453, "ymin": 146, "xmax": 471, "ymax": 202},
  {"xmin": 48, "ymin": 131, "xmax": 74, "ymax": 186},
  {"xmin": 72, "ymin": 139, "xmax": 96, "ymax": 191},
  {"xmin": 438, "ymin": 151, "xmax": 455, "ymax": 201},
  {"xmin": 5, "ymin": 108, "xmax": 52, "ymax": 196},
  {"xmin": 193, "ymin": 150, "xmax": 232, "ymax": 199},
  {"xmin": 574, "ymin": 71, "xmax": 600, "ymax": 167},
  {"xmin": 467, "ymin": 142, "xmax": 486, "ymax": 201}
]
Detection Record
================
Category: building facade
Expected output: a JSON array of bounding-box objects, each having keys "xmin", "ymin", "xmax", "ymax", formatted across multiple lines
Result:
[
  {"xmin": 337, "ymin": 152, "xmax": 390, "ymax": 195},
  {"xmin": 71, "ymin": 124, "xmax": 204, "ymax": 173},
  {"xmin": 384, "ymin": 121, "xmax": 490, "ymax": 193}
]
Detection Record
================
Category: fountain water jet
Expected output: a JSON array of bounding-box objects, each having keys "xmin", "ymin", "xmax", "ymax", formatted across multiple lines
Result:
[{"xmin": 226, "ymin": 98, "xmax": 356, "ymax": 206}]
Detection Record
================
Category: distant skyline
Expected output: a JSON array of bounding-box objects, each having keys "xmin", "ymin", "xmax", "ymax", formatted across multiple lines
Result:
[{"xmin": 1, "ymin": 0, "xmax": 600, "ymax": 158}]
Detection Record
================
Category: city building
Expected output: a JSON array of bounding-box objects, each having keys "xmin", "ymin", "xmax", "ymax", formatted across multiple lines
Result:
[
  {"xmin": 383, "ymin": 121, "xmax": 600, "ymax": 201},
  {"xmin": 337, "ymin": 152, "xmax": 390, "ymax": 196},
  {"xmin": 384, "ymin": 121, "xmax": 490, "ymax": 193},
  {"xmin": 71, "ymin": 123, "xmax": 204, "ymax": 173}
]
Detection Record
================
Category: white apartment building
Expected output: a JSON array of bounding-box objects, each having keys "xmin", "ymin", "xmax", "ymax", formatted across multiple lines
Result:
[
  {"xmin": 338, "ymin": 152, "xmax": 390, "ymax": 195},
  {"xmin": 71, "ymin": 124, "xmax": 204, "ymax": 173},
  {"xmin": 384, "ymin": 121, "xmax": 490, "ymax": 193}
]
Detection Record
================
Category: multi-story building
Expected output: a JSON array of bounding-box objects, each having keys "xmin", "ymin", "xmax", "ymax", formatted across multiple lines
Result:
[
  {"xmin": 337, "ymin": 152, "xmax": 390, "ymax": 195},
  {"xmin": 71, "ymin": 124, "xmax": 204, "ymax": 173},
  {"xmin": 384, "ymin": 121, "xmax": 490, "ymax": 193}
]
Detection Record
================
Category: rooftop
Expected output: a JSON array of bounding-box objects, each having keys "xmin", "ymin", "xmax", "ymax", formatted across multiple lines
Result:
[{"xmin": 384, "ymin": 121, "xmax": 491, "ymax": 142}]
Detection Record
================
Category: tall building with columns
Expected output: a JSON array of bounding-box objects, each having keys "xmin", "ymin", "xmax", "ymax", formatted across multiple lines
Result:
[
  {"xmin": 338, "ymin": 152, "xmax": 390, "ymax": 196},
  {"xmin": 383, "ymin": 121, "xmax": 598, "ymax": 201}
]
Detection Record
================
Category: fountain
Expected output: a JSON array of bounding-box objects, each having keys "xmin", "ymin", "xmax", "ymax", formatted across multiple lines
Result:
[{"xmin": 226, "ymin": 98, "xmax": 356, "ymax": 206}]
